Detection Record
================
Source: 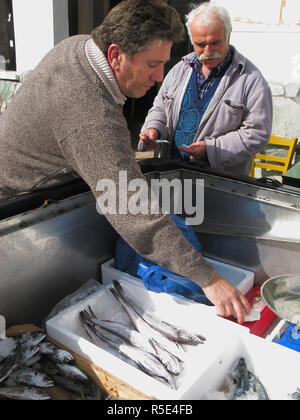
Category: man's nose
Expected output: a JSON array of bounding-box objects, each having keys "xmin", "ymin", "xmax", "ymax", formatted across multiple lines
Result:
[
  {"xmin": 204, "ymin": 44, "xmax": 213, "ymax": 57},
  {"xmin": 151, "ymin": 65, "xmax": 164, "ymax": 83}
]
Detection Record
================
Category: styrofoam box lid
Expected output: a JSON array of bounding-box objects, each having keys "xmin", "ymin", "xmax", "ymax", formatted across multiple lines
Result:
[
  {"xmin": 46, "ymin": 278, "xmax": 248, "ymax": 400},
  {"xmin": 101, "ymin": 257, "xmax": 254, "ymax": 296}
]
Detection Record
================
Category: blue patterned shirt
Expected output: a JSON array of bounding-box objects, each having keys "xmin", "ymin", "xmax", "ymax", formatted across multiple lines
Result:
[{"xmin": 190, "ymin": 46, "xmax": 233, "ymax": 99}]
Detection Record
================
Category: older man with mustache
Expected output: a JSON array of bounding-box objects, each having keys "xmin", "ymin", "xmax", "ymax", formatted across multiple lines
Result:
[{"xmin": 139, "ymin": 2, "xmax": 273, "ymax": 176}]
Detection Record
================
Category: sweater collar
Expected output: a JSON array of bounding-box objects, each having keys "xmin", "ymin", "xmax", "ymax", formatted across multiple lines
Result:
[{"xmin": 85, "ymin": 38, "xmax": 126, "ymax": 106}]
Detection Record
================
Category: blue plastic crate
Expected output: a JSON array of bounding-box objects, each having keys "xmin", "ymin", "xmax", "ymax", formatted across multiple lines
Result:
[{"xmin": 276, "ymin": 323, "xmax": 300, "ymax": 353}]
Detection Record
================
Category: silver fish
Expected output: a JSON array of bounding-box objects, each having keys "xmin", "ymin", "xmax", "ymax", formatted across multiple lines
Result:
[
  {"xmin": 289, "ymin": 388, "xmax": 300, "ymax": 400},
  {"xmin": 82, "ymin": 308, "xmax": 182, "ymax": 375},
  {"xmin": 248, "ymin": 371, "xmax": 269, "ymax": 400},
  {"xmin": 14, "ymin": 367, "xmax": 54, "ymax": 388},
  {"xmin": 0, "ymin": 341, "xmax": 22, "ymax": 384},
  {"xmin": 0, "ymin": 385, "xmax": 51, "ymax": 400},
  {"xmin": 20, "ymin": 332, "xmax": 46, "ymax": 347},
  {"xmin": 21, "ymin": 344, "xmax": 40, "ymax": 362},
  {"xmin": 90, "ymin": 325, "xmax": 176, "ymax": 389},
  {"xmin": 39, "ymin": 342, "xmax": 57, "ymax": 355},
  {"xmin": 49, "ymin": 374, "xmax": 93, "ymax": 398},
  {"xmin": 113, "ymin": 280, "xmax": 206, "ymax": 344},
  {"xmin": 110, "ymin": 286, "xmax": 184, "ymax": 361},
  {"xmin": 49, "ymin": 349, "xmax": 75, "ymax": 364},
  {"xmin": 232, "ymin": 358, "xmax": 250, "ymax": 400},
  {"xmin": 56, "ymin": 363, "xmax": 89, "ymax": 383}
]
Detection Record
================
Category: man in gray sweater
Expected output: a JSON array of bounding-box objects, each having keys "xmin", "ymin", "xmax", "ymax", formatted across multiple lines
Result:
[{"xmin": 0, "ymin": 0, "xmax": 250, "ymax": 322}]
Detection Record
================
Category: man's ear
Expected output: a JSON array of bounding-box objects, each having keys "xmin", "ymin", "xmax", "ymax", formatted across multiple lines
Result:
[{"xmin": 107, "ymin": 44, "xmax": 122, "ymax": 72}]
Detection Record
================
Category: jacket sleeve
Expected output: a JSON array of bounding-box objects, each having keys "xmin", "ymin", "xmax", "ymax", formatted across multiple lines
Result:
[
  {"xmin": 204, "ymin": 76, "xmax": 273, "ymax": 170},
  {"xmin": 138, "ymin": 64, "xmax": 181, "ymax": 151}
]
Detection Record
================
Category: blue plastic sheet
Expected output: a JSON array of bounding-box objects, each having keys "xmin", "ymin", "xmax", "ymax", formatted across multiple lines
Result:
[{"xmin": 114, "ymin": 213, "xmax": 212, "ymax": 305}]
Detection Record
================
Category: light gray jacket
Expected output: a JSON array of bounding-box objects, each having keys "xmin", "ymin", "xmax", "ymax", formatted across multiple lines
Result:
[{"xmin": 140, "ymin": 47, "xmax": 273, "ymax": 176}]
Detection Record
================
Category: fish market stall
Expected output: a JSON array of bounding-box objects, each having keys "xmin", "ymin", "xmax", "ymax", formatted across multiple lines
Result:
[{"xmin": 1, "ymin": 160, "xmax": 300, "ymax": 399}]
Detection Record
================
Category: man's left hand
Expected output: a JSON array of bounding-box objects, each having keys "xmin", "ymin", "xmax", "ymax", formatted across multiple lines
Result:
[{"xmin": 178, "ymin": 141, "xmax": 206, "ymax": 160}]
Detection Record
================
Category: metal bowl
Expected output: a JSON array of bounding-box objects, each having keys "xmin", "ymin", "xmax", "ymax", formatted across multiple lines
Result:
[{"xmin": 261, "ymin": 274, "xmax": 300, "ymax": 325}]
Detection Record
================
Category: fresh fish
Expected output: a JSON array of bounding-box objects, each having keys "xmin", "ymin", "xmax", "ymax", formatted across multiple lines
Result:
[
  {"xmin": 39, "ymin": 342, "xmax": 57, "ymax": 355},
  {"xmin": 0, "ymin": 341, "xmax": 22, "ymax": 384},
  {"xmin": 56, "ymin": 363, "xmax": 89, "ymax": 383},
  {"xmin": 21, "ymin": 344, "xmax": 40, "ymax": 362},
  {"xmin": 113, "ymin": 280, "xmax": 206, "ymax": 344},
  {"xmin": 109, "ymin": 286, "xmax": 184, "ymax": 362},
  {"xmin": 82, "ymin": 308, "xmax": 182, "ymax": 375},
  {"xmin": 20, "ymin": 331, "xmax": 46, "ymax": 347},
  {"xmin": 49, "ymin": 349, "xmax": 75, "ymax": 364},
  {"xmin": 0, "ymin": 385, "xmax": 51, "ymax": 400},
  {"xmin": 248, "ymin": 371, "xmax": 269, "ymax": 400},
  {"xmin": 23, "ymin": 353, "xmax": 41, "ymax": 367},
  {"xmin": 14, "ymin": 367, "xmax": 54, "ymax": 388},
  {"xmin": 90, "ymin": 325, "xmax": 176, "ymax": 389},
  {"xmin": 289, "ymin": 388, "xmax": 300, "ymax": 400},
  {"xmin": 49, "ymin": 374, "xmax": 93, "ymax": 398},
  {"xmin": 232, "ymin": 358, "xmax": 250, "ymax": 400},
  {"xmin": 40, "ymin": 357, "xmax": 59, "ymax": 376}
]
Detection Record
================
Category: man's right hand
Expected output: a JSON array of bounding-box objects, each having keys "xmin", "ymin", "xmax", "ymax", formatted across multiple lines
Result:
[
  {"xmin": 202, "ymin": 272, "xmax": 251, "ymax": 324},
  {"xmin": 139, "ymin": 128, "xmax": 160, "ymax": 151}
]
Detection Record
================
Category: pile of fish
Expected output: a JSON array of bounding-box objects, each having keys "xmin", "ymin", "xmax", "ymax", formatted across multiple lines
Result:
[
  {"xmin": 230, "ymin": 357, "xmax": 269, "ymax": 400},
  {"xmin": 0, "ymin": 331, "xmax": 102, "ymax": 400},
  {"xmin": 79, "ymin": 280, "xmax": 206, "ymax": 389}
]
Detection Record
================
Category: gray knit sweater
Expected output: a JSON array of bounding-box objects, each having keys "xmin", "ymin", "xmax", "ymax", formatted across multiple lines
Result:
[{"xmin": 0, "ymin": 35, "xmax": 215, "ymax": 286}]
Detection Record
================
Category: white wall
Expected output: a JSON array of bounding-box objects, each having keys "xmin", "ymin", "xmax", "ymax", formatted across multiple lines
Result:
[
  {"xmin": 213, "ymin": 0, "xmax": 300, "ymax": 83},
  {"xmin": 0, "ymin": 0, "xmax": 68, "ymax": 79}
]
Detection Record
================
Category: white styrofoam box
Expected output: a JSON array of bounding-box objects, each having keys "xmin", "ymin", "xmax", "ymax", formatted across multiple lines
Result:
[
  {"xmin": 101, "ymin": 257, "xmax": 254, "ymax": 296},
  {"xmin": 265, "ymin": 319, "xmax": 288, "ymax": 343},
  {"xmin": 202, "ymin": 331, "xmax": 300, "ymax": 400},
  {"xmin": 46, "ymin": 278, "xmax": 247, "ymax": 400}
]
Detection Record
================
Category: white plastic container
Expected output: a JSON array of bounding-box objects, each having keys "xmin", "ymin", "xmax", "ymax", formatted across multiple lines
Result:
[
  {"xmin": 101, "ymin": 257, "xmax": 254, "ymax": 296},
  {"xmin": 202, "ymin": 331, "xmax": 300, "ymax": 400},
  {"xmin": 46, "ymin": 277, "xmax": 247, "ymax": 400},
  {"xmin": 0, "ymin": 315, "xmax": 6, "ymax": 339}
]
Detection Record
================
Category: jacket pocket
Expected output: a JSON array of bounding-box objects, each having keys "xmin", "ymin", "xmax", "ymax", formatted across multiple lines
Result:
[{"xmin": 214, "ymin": 99, "xmax": 245, "ymax": 134}]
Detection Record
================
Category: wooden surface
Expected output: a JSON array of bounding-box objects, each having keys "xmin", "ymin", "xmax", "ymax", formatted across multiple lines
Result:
[{"xmin": 6, "ymin": 324, "xmax": 154, "ymax": 400}]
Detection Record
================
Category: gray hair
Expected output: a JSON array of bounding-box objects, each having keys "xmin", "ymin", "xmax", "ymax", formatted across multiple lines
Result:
[{"xmin": 185, "ymin": 2, "xmax": 232, "ymax": 43}]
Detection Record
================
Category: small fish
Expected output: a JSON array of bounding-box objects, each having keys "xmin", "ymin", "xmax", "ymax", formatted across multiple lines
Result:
[
  {"xmin": 113, "ymin": 280, "xmax": 206, "ymax": 344},
  {"xmin": 232, "ymin": 358, "xmax": 250, "ymax": 400},
  {"xmin": 0, "ymin": 385, "xmax": 51, "ymax": 400},
  {"xmin": 248, "ymin": 371, "xmax": 269, "ymax": 400},
  {"xmin": 39, "ymin": 342, "xmax": 57, "ymax": 355},
  {"xmin": 21, "ymin": 344, "xmax": 40, "ymax": 362},
  {"xmin": 0, "ymin": 341, "xmax": 22, "ymax": 384},
  {"xmin": 49, "ymin": 349, "xmax": 75, "ymax": 364},
  {"xmin": 40, "ymin": 357, "xmax": 59, "ymax": 376},
  {"xmin": 91, "ymin": 326, "xmax": 176, "ymax": 389},
  {"xmin": 109, "ymin": 286, "xmax": 184, "ymax": 362},
  {"xmin": 50, "ymin": 374, "xmax": 92, "ymax": 398},
  {"xmin": 19, "ymin": 332, "xmax": 47, "ymax": 347},
  {"xmin": 14, "ymin": 367, "xmax": 54, "ymax": 388},
  {"xmin": 289, "ymin": 388, "xmax": 300, "ymax": 400},
  {"xmin": 56, "ymin": 363, "xmax": 89, "ymax": 383},
  {"xmin": 82, "ymin": 309, "xmax": 182, "ymax": 375}
]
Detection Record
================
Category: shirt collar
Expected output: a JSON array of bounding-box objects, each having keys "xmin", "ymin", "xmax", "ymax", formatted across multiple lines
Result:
[{"xmin": 190, "ymin": 45, "xmax": 233, "ymax": 78}]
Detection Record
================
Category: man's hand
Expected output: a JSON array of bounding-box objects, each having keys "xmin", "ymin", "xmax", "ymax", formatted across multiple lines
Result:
[
  {"xmin": 139, "ymin": 128, "xmax": 160, "ymax": 151},
  {"xmin": 178, "ymin": 141, "xmax": 206, "ymax": 160},
  {"xmin": 202, "ymin": 272, "xmax": 251, "ymax": 324}
]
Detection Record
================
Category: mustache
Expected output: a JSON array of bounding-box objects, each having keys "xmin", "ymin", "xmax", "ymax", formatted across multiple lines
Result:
[{"xmin": 199, "ymin": 52, "xmax": 222, "ymax": 61}]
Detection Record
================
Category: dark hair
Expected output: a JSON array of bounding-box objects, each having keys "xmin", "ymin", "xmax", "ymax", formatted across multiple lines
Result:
[{"xmin": 91, "ymin": 0, "xmax": 185, "ymax": 57}]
